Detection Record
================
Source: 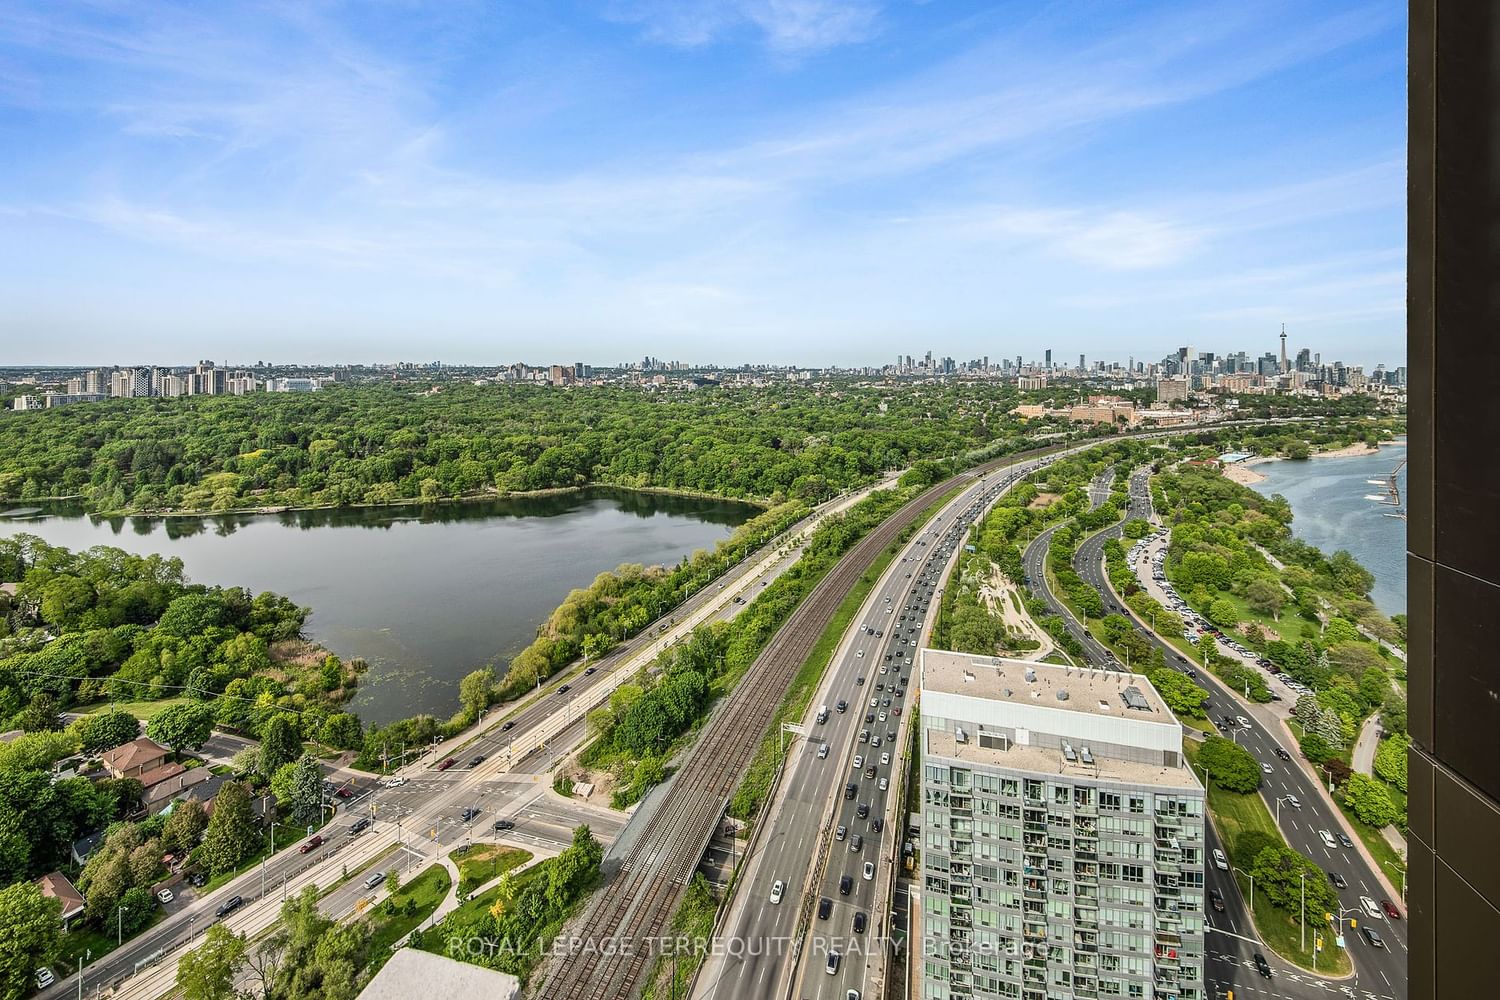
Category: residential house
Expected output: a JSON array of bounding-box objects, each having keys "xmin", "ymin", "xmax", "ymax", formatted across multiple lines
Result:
[
  {"xmin": 99, "ymin": 737, "xmax": 171, "ymax": 779},
  {"xmin": 142, "ymin": 766, "xmax": 213, "ymax": 814},
  {"xmin": 36, "ymin": 872, "xmax": 85, "ymax": 927}
]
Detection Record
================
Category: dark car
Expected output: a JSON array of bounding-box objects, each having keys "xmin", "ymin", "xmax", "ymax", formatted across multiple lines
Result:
[
  {"xmin": 215, "ymin": 895, "xmax": 244, "ymax": 919},
  {"xmin": 494, "ymin": 819, "xmax": 515, "ymax": 831},
  {"xmin": 1328, "ymin": 870, "xmax": 1348, "ymax": 890},
  {"xmin": 501, "ymin": 720, "xmax": 515, "ymax": 731},
  {"xmin": 856, "ymin": 802, "xmax": 870, "ymax": 819},
  {"xmin": 871, "ymin": 818, "xmax": 884, "ymax": 833},
  {"xmin": 1361, "ymin": 926, "xmax": 1386, "ymax": 949},
  {"xmin": 299, "ymin": 835, "xmax": 323, "ymax": 854},
  {"xmin": 1336, "ymin": 832, "xmax": 1354, "ymax": 849},
  {"xmin": 187, "ymin": 871, "xmax": 208, "ymax": 888},
  {"xmin": 334, "ymin": 786, "xmax": 352, "ymax": 799},
  {"xmin": 584, "ymin": 666, "xmax": 596, "ymax": 675},
  {"xmin": 1209, "ymin": 888, "xmax": 1225, "ymax": 912},
  {"xmin": 461, "ymin": 807, "xmax": 480, "ymax": 822},
  {"xmin": 468, "ymin": 755, "xmax": 486, "ymax": 767},
  {"xmin": 437, "ymin": 757, "xmax": 457, "ymax": 771},
  {"xmin": 835, "ymin": 700, "xmax": 847, "ymax": 713},
  {"xmin": 852, "ymin": 911, "xmax": 867, "ymax": 934},
  {"xmin": 558, "ymin": 685, "xmax": 571, "ymax": 695},
  {"xmin": 818, "ymin": 897, "xmax": 832, "ymax": 920},
  {"xmin": 845, "ymin": 782, "xmax": 858, "ymax": 800},
  {"xmin": 1275, "ymin": 747, "xmax": 1291, "ymax": 760},
  {"xmin": 350, "ymin": 817, "xmax": 371, "ymax": 834},
  {"xmin": 855, "ymin": 676, "xmax": 865, "ymax": 686},
  {"xmin": 839, "ymin": 875, "xmax": 853, "ymax": 895},
  {"xmin": 865, "ymin": 712, "xmax": 875, "ymax": 724},
  {"xmin": 1253, "ymin": 952, "xmax": 1272, "ymax": 979}
]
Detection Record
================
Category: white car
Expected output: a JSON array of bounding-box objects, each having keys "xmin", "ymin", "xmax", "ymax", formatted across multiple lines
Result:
[
  {"xmin": 880, "ymin": 752, "xmax": 890, "ymax": 766},
  {"xmin": 1361, "ymin": 895, "xmax": 1383, "ymax": 920},
  {"xmin": 1286, "ymin": 794, "xmax": 1301, "ymax": 808},
  {"xmin": 1236, "ymin": 716, "xmax": 1251, "ymax": 728},
  {"xmin": 1212, "ymin": 849, "xmax": 1228, "ymax": 871},
  {"xmin": 36, "ymin": 969, "xmax": 55, "ymax": 990},
  {"xmin": 1261, "ymin": 763, "xmax": 1273, "ymax": 774},
  {"xmin": 156, "ymin": 887, "xmax": 174, "ymax": 904},
  {"xmin": 383, "ymin": 776, "xmax": 407, "ymax": 788},
  {"xmin": 817, "ymin": 743, "xmax": 829, "ymax": 759},
  {"xmin": 878, "ymin": 777, "xmax": 889, "ymax": 791},
  {"xmin": 856, "ymin": 649, "xmax": 864, "ymax": 658},
  {"xmin": 853, "ymin": 755, "xmax": 864, "ymax": 769},
  {"xmin": 1319, "ymin": 830, "xmax": 1338, "ymax": 850},
  {"xmin": 862, "ymin": 861, "xmax": 875, "ymax": 880},
  {"xmin": 770, "ymin": 879, "xmax": 784, "ymax": 905}
]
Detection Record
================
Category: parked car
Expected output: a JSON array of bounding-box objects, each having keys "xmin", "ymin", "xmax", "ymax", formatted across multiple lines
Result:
[
  {"xmin": 156, "ymin": 888, "xmax": 174, "ymax": 904},
  {"xmin": 35, "ymin": 969, "xmax": 55, "ymax": 990}
]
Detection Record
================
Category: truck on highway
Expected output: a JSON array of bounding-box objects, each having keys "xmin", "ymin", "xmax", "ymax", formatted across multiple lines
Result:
[{"xmin": 817, "ymin": 704, "xmax": 829, "ymax": 723}]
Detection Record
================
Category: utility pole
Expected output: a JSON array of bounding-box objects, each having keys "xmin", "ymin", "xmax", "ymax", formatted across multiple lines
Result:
[{"xmin": 1300, "ymin": 871, "xmax": 1307, "ymax": 952}]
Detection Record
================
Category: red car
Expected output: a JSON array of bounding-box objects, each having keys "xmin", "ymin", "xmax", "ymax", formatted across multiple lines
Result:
[
  {"xmin": 1380, "ymin": 898, "xmax": 1402, "ymax": 920},
  {"xmin": 334, "ymin": 787, "xmax": 352, "ymax": 799},
  {"xmin": 437, "ymin": 757, "xmax": 457, "ymax": 771},
  {"xmin": 298, "ymin": 835, "xmax": 323, "ymax": 854}
]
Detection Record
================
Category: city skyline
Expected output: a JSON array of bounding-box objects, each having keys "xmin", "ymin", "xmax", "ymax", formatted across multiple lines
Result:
[{"xmin": 0, "ymin": 2, "xmax": 1403, "ymax": 366}]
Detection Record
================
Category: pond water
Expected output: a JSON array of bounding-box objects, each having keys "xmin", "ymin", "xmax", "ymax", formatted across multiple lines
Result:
[{"xmin": 0, "ymin": 490, "xmax": 757, "ymax": 722}]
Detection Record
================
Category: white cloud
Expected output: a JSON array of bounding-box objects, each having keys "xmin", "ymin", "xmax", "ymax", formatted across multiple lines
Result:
[{"xmin": 608, "ymin": 0, "xmax": 881, "ymax": 54}]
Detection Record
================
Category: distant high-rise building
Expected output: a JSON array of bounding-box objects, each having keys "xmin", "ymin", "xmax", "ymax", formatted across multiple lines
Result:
[
  {"xmin": 1045, "ymin": 349, "xmax": 1052, "ymax": 369},
  {"xmin": 1295, "ymin": 348, "xmax": 1311, "ymax": 372},
  {"xmin": 1015, "ymin": 354, "xmax": 1022, "ymax": 369},
  {"xmin": 918, "ymin": 652, "xmax": 1205, "ymax": 1000},
  {"xmin": 1079, "ymin": 353, "xmax": 1085, "ymax": 370}
]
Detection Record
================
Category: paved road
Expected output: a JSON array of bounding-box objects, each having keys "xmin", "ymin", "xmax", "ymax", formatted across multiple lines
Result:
[
  {"xmin": 44, "ymin": 484, "xmax": 885, "ymax": 1000},
  {"xmin": 1068, "ymin": 517, "xmax": 1408, "ymax": 999},
  {"xmin": 696, "ymin": 447, "xmax": 1096, "ymax": 1000},
  {"xmin": 1019, "ymin": 467, "xmax": 1118, "ymax": 667}
]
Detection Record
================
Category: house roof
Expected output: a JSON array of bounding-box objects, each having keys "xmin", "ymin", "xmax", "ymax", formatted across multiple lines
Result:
[
  {"xmin": 142, "ymin": 766, "xmax": 213, "ymax": 807},
  {"xmin": 36, "ymin": 871, "xmax": 85, "ymax": 918},
  {"xmin": 178, "ymin": 774, "xmax": 230, "ymax": 807},
  {"xmin": 71, "ymin": 829, "xmax": 106, "ymax": 863},
  {"xmin": 134, "ymin": 761, "xmax": 187, "ymax": 790},
  {"xmin": 99, "ymin": 737, "xmax": 170, "ymax": 772}
]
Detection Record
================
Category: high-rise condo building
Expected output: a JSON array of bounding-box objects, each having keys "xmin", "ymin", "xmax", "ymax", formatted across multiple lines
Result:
[{"xmin": 917, "ymin": 652, "xmax": 1206, "ymax": 1000}]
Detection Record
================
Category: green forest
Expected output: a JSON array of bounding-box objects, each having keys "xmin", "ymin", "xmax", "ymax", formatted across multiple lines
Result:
[{"xmin": 0, "ymin": 382, "xmax": 1034, "ymax": 514}]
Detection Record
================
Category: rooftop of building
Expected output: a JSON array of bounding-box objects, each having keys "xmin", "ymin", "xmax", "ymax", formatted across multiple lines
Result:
[
  {"xmin": 925, "ymin": 728, "xmax": 1200, "ymax": 790},
  {"xmin": 920, "ymin": 650, "xmax": 1174, "ymax": 723},
  {"xmin": 355, "ymin": 946, "xmax": 519, "ymax": 1000}
]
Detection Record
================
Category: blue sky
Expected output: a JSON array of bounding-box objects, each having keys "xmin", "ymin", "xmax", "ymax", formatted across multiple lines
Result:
[{"xmin": 0, "ymin": 1, "xmax": 1405, "ymax": 367}]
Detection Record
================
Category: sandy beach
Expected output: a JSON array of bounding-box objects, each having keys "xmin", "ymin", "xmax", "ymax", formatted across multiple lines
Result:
[{"xmin": 1221, "ymin": 440, "xmax": 1383, "ymax": 485}]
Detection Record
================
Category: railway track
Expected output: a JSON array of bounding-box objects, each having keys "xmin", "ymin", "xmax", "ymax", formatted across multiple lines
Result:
[{"xmin": 529, "ymin": 420, "xmax": 1311, "ymax": 1000}]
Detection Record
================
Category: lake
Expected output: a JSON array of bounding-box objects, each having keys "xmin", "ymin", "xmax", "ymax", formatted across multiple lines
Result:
[
  {"xmin": 0, "ymin": 490, "xmax": 757, "ymax": 723},
  {"xmin": 1247, "ymin": 439, "xmax": 1407, "ymax": 618}
]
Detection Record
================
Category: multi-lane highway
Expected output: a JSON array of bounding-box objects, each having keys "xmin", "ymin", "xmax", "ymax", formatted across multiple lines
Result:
[
  {"xmin": 1020, "ymin": 467, "xmax": 1119, "ymax": 667},
  {"xmin": 1063, "ymin": 483, "xmax": 1408, "ymax": 1000},
  {"xmin": 697, "ymin": 448, "xmax": 1093, "ymax": 1000}
]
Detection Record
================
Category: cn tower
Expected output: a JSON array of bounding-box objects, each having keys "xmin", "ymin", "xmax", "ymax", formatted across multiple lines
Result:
[{"xmin": 1279, "ymin": 324, "xmax": 1288, "ymax": 373}]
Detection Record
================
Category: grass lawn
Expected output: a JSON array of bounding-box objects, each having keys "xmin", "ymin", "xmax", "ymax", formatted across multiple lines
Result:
[
  {"xmin": 55, "ymin": 908, "xmax": 168, "ymax": 969},
  {"xmin": 78, "ymin": 696, "xmax": 192, "ymax": 720},
  {"xmin": 364, "ymin": 863, "xmax": 453, "ymax": 975},
  {"xmin": 452, "ymin": 844, "xmax": 533, "ymax": 895},
  {"xmin": 1331, "ymin": 795, "xmax": 1408, "ymax": 893},
  {"xmin": 1183, "ymin": 739, "xmax": 1352, "ymax": 976},
  {"xmin": 1040, "ymin": 650, "xmax": 1074, "ymax": 666}
]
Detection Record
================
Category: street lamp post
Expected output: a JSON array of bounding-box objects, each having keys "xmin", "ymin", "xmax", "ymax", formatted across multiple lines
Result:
[
  {"xmin": 1300, "ymin": 871, "xmax": 1307, "ymax": 952},
  {"xmin": 117, "ymin": 905, "xmax": 125, "ymax": 946},
  {"xmin": 1231, "ymin": 866, "xmax": 1255, "ymax": 912},
  {"xmin": 1274, "ymin": 796, "xmax": 1294, "ymax": 826},
  {"xmin": 76, "ymin": 949, "xmax": 90, "ymax": 1000}
]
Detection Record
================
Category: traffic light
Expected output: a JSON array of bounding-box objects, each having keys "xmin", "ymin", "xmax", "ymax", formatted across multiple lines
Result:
[{"xmin": 1350, "ymin": 918, "xmax": 1358, "ymax": 928}]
